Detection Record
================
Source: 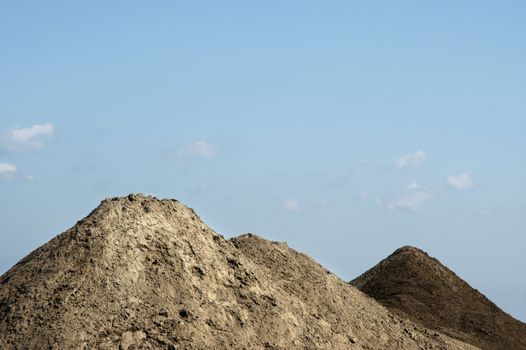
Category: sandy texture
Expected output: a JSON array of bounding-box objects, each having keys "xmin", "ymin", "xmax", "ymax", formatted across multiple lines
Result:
[
  {"xmin": 0, "ymin": 194, "xmax": 478, "ymax": 349},
  {"xmin": 351, "ymin": 246, "xmax": 526, "ymax": 350}
]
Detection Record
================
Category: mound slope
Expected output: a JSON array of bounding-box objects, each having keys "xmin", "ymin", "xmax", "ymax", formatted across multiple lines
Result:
[
  {"xmin": 351, "ymin": 246, "xmax": 526, "ymax": 350},
  {"xmin": 0, "ymin": 194, "xmax": 478, "ymax": 350}
]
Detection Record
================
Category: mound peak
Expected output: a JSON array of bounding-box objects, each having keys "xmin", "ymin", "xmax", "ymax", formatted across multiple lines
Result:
[
  {"xmin": 392, "ymin": 245, "xmax": 424, "ymax": 253},
  {"xmin": 0, "ymin": 194, "xmax": 478, "ymax": 349},
  {"xmin": 351, "ymin": 246, "xmax": 526, "ymax": 350}
]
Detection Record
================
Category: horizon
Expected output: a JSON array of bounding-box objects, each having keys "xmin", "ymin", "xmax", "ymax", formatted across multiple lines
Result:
[{"xmin": 1, "ymin": 1, "xmax": 525, "ymax": 322}]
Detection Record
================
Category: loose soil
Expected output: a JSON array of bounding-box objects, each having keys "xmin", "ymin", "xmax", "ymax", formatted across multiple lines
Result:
[
  {"xmin": 1, "ymin": 195, "xmax": 479, "ymax": 349},
  {"xmin": 351, "ymin": 246, "xmax": 526, "ymax": 350}
]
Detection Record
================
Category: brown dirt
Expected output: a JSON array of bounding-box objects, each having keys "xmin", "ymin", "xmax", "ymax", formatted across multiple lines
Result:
[
  {"xmin": 0, "ymin": 194, "xmax": 478, "ymax": 350},
  {"xmin": 351, "ymin": 246, "xmax": 526, "ymax": 350}
]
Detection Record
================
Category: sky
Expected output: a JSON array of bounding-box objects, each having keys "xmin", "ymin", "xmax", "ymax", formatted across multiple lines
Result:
[{"xmin": 1, "ymin": 1, "xmax": 525, "ymax": 321}]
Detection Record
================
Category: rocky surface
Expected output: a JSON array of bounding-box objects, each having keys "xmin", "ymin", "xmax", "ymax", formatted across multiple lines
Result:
[
  {"xmin": 351, "ymin": 246, "xmax": 526, "ymax": 350},
  {"xmin": 0, "ymin": 194, "xmax": 478, "ymax": 349}
]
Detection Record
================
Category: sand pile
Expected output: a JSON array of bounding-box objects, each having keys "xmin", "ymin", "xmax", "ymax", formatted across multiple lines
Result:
[
  {"xmin": 351, "ymin": 246, "xmax": 526, "ymax": 350},
  {"xmin": 1, "ymin": 194, "xmax": 477, "ymax": 349}
]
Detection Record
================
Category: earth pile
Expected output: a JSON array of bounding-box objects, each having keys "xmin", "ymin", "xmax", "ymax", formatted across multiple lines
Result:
[
  {"xmin": 351, "ymin": 246, "xmax": 526, "ymax": 350},
  {"xmin": 1, "ymin": 195, "xmax": 478, "ymax": 349}
]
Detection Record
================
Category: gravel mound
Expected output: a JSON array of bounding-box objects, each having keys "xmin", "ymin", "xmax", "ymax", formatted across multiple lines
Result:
[
  {"xmin": 1, "ymin": 194, "xmax": 477, "ymax": 349},
  {"xmin": 351, "ymin": 246, "xmax": 526, "ymax": 350}
]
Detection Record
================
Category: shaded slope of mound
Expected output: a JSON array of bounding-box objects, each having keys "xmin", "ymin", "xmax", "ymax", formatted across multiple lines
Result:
[
  {"xmin": 351, "ymin": 246, "xmax": 526, "ymax": 350},
  {"xmin": 0, "ymin": 195, "xmax": 477, "ymax": 350}
]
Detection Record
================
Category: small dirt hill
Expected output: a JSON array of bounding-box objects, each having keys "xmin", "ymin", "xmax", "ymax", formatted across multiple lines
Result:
[
  {"xmin": 0, "ymin": 194, "xmax": 477, "ymax": 350},
  {"xmin": 351, "ymin": 246, "xmax": 526, "ymax": 350}
]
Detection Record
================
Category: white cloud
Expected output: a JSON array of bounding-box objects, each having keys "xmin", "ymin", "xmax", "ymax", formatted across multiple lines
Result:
[
  {"xmin": 319, "ymin": 198, "xmax": 329, "ymax": 206},
  {"xmin": 282, "ymin": 198, "xmax": 300, "ymax": 212},
  {"xmin": 178, "ymin": 141, "xmax": 216, "ymax": 158},
  {"xmin": 388, "ymin": 191, "xmax": 433, "ymax": 211},
  {"xmin": 448, "ymin": 173, "xmax": 473, "ymax": 191},
  {"xmin": 394, "ymin": 150, "xmax": 426, "ymax": 169},
  {"xmin": 0, "ymin": 162, "xmax": 17, "ymax": 180},
  {"xmin": 0, "ymin": 162, "xmax": 16, "ymax": 174},
  {"xmin": 373, "ymin": 182, "xmax": 433, "ymax": 211},
  {"xmin": 2, "ymin": 123, "xmax": 54, "ymax": 151},
  {"xmin": 406, "ymin": 182, "xmax": 420, "ymax": 190}
]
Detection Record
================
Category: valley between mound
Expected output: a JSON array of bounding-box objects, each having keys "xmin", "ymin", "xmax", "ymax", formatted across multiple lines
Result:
[{"xmin": 1, "ymin": 194, "xmax": 478, "ymax": 349}]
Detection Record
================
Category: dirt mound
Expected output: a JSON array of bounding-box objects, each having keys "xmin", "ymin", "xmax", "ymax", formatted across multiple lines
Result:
[
  {"xmin": 351, "ymin": 246, "xmax": 526, "ymax": 350},
  {"xmin": 0, "ymin": 194, "xmax": 477, "ymax": 350}
]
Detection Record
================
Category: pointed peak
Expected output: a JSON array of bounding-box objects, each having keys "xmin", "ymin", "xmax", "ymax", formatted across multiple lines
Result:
[
  {"xmin": 83, "ymin": 193, "xmax": 199, "ymax": 223},
  {"xmin": 97, "ymin": 193, "xmax": 180, "ymax": 208},
  {"xmin": 392, "ymin": 245, "xmax": 425, "ymax": 254},
  {"xmin": 3, "ymin": 194, "xmax": 215, "ymax": 274},
  {"xmin": 388, "ymin": 245, "xmax": 434, "ymax": 261},
  {"xmin": 352, "ymin": 245, "xmax": 526, "ymax": 350}
]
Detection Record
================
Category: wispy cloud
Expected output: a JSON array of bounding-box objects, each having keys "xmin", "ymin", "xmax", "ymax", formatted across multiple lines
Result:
[
  {"xmin": 2, "ymin": 123, "xmax": 54, "ymax": 151},
  {"xmin": 394, "ymin": 150, "xmax": 426, "ymax": 169},
  {"xmin": 282, "ymin": 198, "xmax": 300, "ymax": 212},
  {"xmin": 388, "ymin": 190, "xmax": 433, "ymax": 211},
  {"xmin": 448, "ymin": 173, "xmax": 473, "ymax": 191},
  {"xmin": 370, "ymin": 182, "xmax": 434, "ymax": 211},
  {"xmin": 0, "ymin": 162, "xmax": 17, "ymax": 180},
  {"xmin": 178, "ymin": 141, "xmax": 216, "ymax": 158},
  {"xmin": 406, "ymin": 182, "xmax": 420, "ymax": 190}
]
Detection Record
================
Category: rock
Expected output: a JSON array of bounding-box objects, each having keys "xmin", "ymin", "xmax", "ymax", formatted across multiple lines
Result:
[
  {"xmin": 178, "ymin": 309, "xmax": 189, "ymax": 319},
  {"xmin": 119, "ymin": 331, "xmax": 145, "ymax": 350},
  {"xmin": 158, "ymin": 309, "xmax": 169, "ymax": 317}
]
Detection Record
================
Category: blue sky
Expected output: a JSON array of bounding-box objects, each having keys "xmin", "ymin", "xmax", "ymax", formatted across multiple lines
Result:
[{"xmin": 1, "ymin": 1, "xmax": 525, "ymax": 320}]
